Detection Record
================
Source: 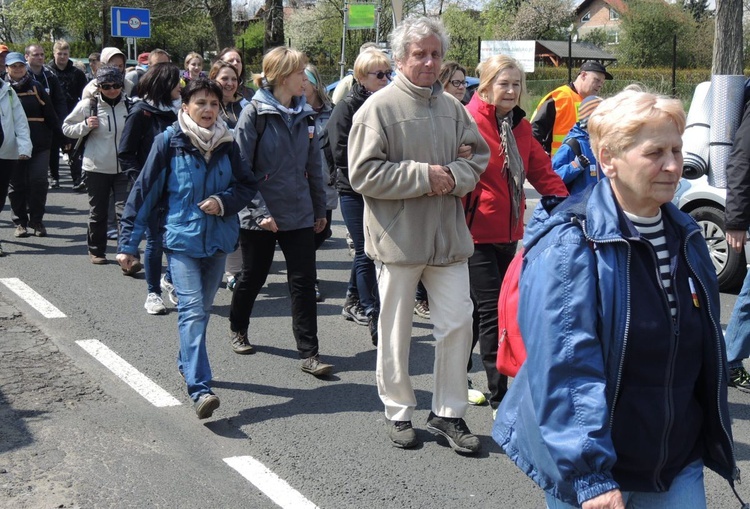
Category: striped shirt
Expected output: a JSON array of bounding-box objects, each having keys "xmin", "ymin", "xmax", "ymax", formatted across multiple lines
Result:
[{"xmin": 625, "ymin": 210, "xmax": 676, "ymax": 317}]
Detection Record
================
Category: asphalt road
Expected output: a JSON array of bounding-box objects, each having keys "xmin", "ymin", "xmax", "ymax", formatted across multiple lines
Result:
[{"xmin": 1, "ymin": 175, "xmax": 750, "ymax": 508}]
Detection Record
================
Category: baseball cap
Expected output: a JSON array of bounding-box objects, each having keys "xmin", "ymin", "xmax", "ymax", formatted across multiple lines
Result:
[
  {"xmin": 579, "ymin": 61, "xmax": 613, "ymax": 80},
  {"xmin": 5, "ymin": 52, "xmax": 26, "ymax": 66},
  {"xmin": 0, "ymin": 45, "xmax": 9, "ymax": 54},
  {"xmin": 138, "ymin": 52, "xmax": 150, "ymax": 65}
]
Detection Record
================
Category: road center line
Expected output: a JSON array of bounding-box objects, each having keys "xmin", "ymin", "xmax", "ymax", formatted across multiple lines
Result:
[
  {"xmin": 76, "ymin": 339, "xmax": 181, "ymax": 408},
  {"xmin": 0, "ymin": 277, "xmax": 66, "ymax": 318},
  {"xmin": 224, "ymin": 456, "xmax": 320, "ymax": 509}
]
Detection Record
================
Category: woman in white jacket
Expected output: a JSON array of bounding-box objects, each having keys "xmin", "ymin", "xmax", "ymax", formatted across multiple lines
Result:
[
  {"xmin": 63, "ymin": 65, "xmax": 131, "ymax": 266},
  {"xmin": 0, "ymin": 79, "xmax": 32, "ymax": 256}
]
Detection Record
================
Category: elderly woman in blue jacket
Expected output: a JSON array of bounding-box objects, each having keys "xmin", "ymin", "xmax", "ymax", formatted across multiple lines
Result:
[
  {"xmin": 494, "ymin": 88, "xmax": 739, "ymax": 509},
  {"xmin": 228, "ymin": 46, "xmax": 333, "ymax": 377},
  {"xmin": 116, "ymin": 78, "xmax": 259, "ymax": 419}
]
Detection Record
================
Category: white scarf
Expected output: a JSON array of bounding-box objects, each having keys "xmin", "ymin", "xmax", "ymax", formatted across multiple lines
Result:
[{"xmin": 178, "ymin": 109, "xmax": 233, "ymax": 162}]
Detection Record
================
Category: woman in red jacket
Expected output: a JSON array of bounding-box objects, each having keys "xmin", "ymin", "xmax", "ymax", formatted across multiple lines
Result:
[{"xmin": 464, "ymin": 54, "xmax": 568, "ymax": 417}]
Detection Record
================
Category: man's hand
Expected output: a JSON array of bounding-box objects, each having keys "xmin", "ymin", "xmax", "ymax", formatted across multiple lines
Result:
[
  {"xmin": 258, "ymin": 217, "xmax": 279, "ymax": 232},
  {"xmin": 581, "ymin": 489, "xmax": 625, "ymax": 509},
  {"xmin": 313, "ymin": 217, "xmax": 327, "ymax": 233},
  {"xmin": 427, "ymin": 165, "xmax": 456, "ymax": 196},
  {"xmin": 198, "ymin": 197, "xmax": 220, "ymax": 216},
  {"xmin": 726, "ymin": 229, "xmax": 747, "ymax": 253}
]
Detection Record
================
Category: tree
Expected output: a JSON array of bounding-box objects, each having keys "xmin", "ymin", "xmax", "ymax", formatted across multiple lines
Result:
[
  {"xmin": 442, "ymin": 6, "xmax": 482, "ymax": 69},
  {"xmin": 480, "ymin": 0, "xmax": 573, "ymax": 40},
  {"xmin": 682, "ymin": 0, "xmax": 711, "ymax": 21},
  {"xmin": 579, "ymin": 28, "xmax": 609, "ymax": 50},
  {"xmin": 205, "ymin": 0, "xmax": 235, "ymax": 50},
  {"xmin": 713, "ymin": 0, "xmax": 743, "ymax": 74},
  {"xmin": 265, "ymin": 0, "xmax": 284, "ymax": 50}
]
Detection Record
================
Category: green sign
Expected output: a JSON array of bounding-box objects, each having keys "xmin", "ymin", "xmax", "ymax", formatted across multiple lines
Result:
[{"xmin": 349, "ymin": 4, "xmax": 376, "ymax": 30}]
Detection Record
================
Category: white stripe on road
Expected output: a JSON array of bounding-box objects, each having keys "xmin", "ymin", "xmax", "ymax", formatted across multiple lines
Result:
[
  {"xmin": 76, "ymin": 339, "xmax": 181, "ymax": 408},
  {"xmin": 224, "ymin": 456, "xmax": 320, "ymax": 509},
  {"xmin": 0, "ymin": 278, "xmax": 66, "ymax": 318}
]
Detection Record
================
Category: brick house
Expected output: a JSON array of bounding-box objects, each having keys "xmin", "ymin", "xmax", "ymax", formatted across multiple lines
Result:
[{"xmin": 575, "ymin": 0, "xmax": 627, "ymax": 44}]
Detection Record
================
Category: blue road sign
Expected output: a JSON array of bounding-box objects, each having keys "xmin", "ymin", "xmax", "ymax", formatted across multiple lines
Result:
[{"xmin": 111, "ymin": 7, "xmax": 151, "ymax": 39}]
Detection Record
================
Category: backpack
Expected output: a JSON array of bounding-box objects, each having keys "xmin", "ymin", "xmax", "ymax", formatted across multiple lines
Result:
[{"xmin": 496, "ymin": 248, "xmax": 526, "ymax": 377}]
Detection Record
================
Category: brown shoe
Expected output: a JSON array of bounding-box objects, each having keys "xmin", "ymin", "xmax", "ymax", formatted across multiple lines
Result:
[
  {"xmin": 89, "ymin": 253, "xmax": 107, "ymax": 265},
  {"xmin": 121, "ymin": 260, "xmax": 143, "ymax": 276},
  {"xmin": 300, "ymin": 355, "xmax": 333, "ymax": 377}
]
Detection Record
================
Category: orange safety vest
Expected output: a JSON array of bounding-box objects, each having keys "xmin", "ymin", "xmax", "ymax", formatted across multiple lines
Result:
[{"xmin": 532, "ymin": 85, "xmax": 582, "ymax": 156}]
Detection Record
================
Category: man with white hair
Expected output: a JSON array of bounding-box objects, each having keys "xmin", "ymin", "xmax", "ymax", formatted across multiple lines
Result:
[{"xmin": 348, "ymin": 16, "xmax": 490, "ymax": 453}]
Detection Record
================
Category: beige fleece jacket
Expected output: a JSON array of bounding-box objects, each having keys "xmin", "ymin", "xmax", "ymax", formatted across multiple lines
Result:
[{"xmin": 348, "ymin": 74, "xmax": 490, "ymax": 266}]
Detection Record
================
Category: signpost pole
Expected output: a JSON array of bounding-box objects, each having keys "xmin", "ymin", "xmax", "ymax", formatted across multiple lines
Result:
[{"xmin": 340, "ymin": 0, "xmax": 349, "ymax": 79}]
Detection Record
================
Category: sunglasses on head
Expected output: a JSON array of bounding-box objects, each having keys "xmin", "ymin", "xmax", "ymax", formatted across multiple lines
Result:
[
  {"xmin": 368, "ymin": 70, "xmax": 392, "ymax": 80},
  {"xmin": 99, "ymin": 83, "xmax": 123, "ymax": 90},
  {"xmin": 449, "ymin": 80, "xmax": 468, "ymax": 88}
]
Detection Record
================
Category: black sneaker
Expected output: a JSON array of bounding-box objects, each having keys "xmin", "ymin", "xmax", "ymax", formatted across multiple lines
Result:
[
  {"xmin": 368, "ymin": 311, "xmax": 378, "ymax": 346},
  {"xmin": 729, "ymin": 366, "xmax": 750, "ymax": 393},
  {"xmin": 230, "ymin": 330, "xmax": 254, "ymax": 355},
  {"xmin": 389, "ymin": 420, "xmax": 418, "ymax": 448},
  {"xmin": 194, "ymin": 393, "xmax": 220, "ymax": 419},
  {"xmin": 342, "ymin": 293, "xmax": 368, "ymax": 326},
  {"xmin": 426, "ymin": 411, "xmax": 481, "ymax": 454}
]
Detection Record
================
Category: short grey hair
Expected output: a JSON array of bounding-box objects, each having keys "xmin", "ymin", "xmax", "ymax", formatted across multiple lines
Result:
[{"xmin": 390, "ymin": 16, "xmax": 449, "ymax": 63}]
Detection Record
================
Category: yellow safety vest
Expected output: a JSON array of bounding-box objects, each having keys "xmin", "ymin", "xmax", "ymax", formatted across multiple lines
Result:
[{"xmin": 532, "ymin": 85, "xmax": 582, "ymax": 156}]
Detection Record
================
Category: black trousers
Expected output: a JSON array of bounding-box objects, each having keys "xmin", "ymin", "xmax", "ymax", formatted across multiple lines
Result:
[
  {"xmin": 229, "ymin": 227, "xmax": 319, "ymax": 358},
  {"xmin": 10, "ymin": 150, "xmax": 49, "ymax": 226},
  {"xmin": 0, "ymin": 159, "xmax": 16, "ymax": 216},
  {"xmin": 468, "ymin": 241, "xmax": 517, "ymax": 409},
  {"xmin": 85, "ymin": 171, "xmax": 129, "ymax": 256}
]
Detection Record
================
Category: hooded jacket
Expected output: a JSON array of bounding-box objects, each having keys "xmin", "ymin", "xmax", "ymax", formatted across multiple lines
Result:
[
  {"xmin": 8, "ymin": 74, "xmax": 61, "ymax": 154},
  {"xmin": 493, "ymin": 179, "xmax": 737, "ymax": 506},
  {"xmin": 551, "ymin": 123, "xmax": 602, "ymax": 195},
  {"xmin": 118, "ymin": 100, "xmax": 178, "ymax": 176},
  {"xmin": 328, "ymin": 81, "xmax": 371, "ymax": 195},
  {"xmin": 233, "ymin": 88, "xmax": 322, "ymax": 231},
  {"xmin": 118, "ymin": 123, "xmax": 259, "ymax": 258},
  {"xmin": 0, "ymin": 81, "xmax": 32, "ymax": 159},
  {"xmin": 347, "ymin": 74, "xmax": 490, "ymax": 266},
  {"xmin": 464, "ymin": 94, "xmax": 567, "ymax": 245}
]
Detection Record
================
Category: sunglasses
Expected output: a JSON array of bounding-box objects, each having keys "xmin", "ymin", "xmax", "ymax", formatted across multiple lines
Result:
[
  {"xmin": 368, "ymin": 70, "xmax": 393, "ymax": 80},
  {"xmin": 99, "ymin": 83, "xmax": 123, "ymax": 90},
  {"xmin": 449, "ymin": 80, "xmax": 468, "ymax": 88}
]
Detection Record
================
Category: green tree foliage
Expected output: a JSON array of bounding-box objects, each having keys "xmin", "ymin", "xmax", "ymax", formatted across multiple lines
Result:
[
  {"xmin": 442, "ymin": 6, "xmax": 481, "ymax": 70},
  {"xmin": 579, "ymin": 28, "xmax": 609, "ymax": 50},
  {"xmin": 681, "ymin": 0, "xmax": 711, "ymax": 22},
  {"xmin": 236, "ymin": 21, "xmax": 265, "ymax": 69},
  {"xmin": 480, "ymin": 0, "xmax": 572, "ymax": 40},
  {"xmin": 617, "ymin": 0, "xmax": 705, "ymax": 68}
]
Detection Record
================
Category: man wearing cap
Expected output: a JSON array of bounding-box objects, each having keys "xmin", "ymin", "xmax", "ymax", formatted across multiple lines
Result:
[
  {"xmin": 530, "ymin": 60, "xmax": 612, "ymax": 156},
  {"xmin": 0, "ymin": 45, "xmax": 9, "ymax": 78}
]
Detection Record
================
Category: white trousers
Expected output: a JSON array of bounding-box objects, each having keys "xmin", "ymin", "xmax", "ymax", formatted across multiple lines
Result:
[{"xmin": 376, "ymin": 262, "xmax": 473, "ymax": 421}]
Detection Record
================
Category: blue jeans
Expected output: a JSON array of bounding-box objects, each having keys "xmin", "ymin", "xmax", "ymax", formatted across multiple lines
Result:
[
  {"xmin": 144, "ymin": 209, "xmax": 172, "ymax": 295},
  {"xmin": 169, "ymin": 252, "xmax": 226, "ymax": 402},
  {"xmin": 339, "ymin": 193, "xmax": 379, "ymax": 315},
  {"xmin": 725, "ymin": 267, "xmax": 750, "ymax": 367},
  {"xmin": 545, "ymin": 459, "xmax": 706, "ymax": 509}
]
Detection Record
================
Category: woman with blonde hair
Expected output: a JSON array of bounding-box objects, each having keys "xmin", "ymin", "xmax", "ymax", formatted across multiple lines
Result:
[
  {"xmin": 464, "ymin": 54, "xmax": 567, "ymax": 414},
  {"xmin": 229, "ymin": 46, "xmax": 333, "ymax": 376},
  {"xmin": 209, "ymin": 60, "xmax": 247, "ymax": 130},
  {"xmin": 182, "ymin": 51, "xmax": 205, "ymax": 82}
]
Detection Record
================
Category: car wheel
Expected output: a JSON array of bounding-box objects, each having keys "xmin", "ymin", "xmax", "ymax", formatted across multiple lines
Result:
[{"xmin": 690, "ymin": 206, "xmax": 746, "ymax": 291}]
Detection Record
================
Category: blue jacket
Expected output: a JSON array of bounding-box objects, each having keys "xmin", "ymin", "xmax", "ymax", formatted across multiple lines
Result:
[
  {"xmin": 118, "ymin": 123, "xmax": 258, "ymax": 259},
  {"xmin": 234, "ymin": 88, "xmax": 325, "ymax": 231},
  {"xmin": 551, "ymin": 123, "xmax": 602, "ymax": 195},
  {"xmin": 493, "ymin": 179, "xmax": 737, "ymax": 505}
]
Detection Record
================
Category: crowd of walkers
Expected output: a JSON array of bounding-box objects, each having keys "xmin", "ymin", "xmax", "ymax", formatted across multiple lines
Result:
[{"xmin": 1, "ymin": 18, "xmax": 749, "ymax": 508}]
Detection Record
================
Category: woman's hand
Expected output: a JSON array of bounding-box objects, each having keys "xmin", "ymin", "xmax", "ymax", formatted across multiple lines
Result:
[
  {"xmin": 313, "ymin": 217, "xmax": 327, "ymax": 233},
  {"xmin": 581, "ymin": 489, "xmax": 625, "ymax": 509},
  {"xmin": 198, "ymin": 197, "xmax": 220, "ymax": 215},
  {"xmin": 86, "ymin": 116, "xmax": 99, "ymax": 129},
  {"xmin": 457, "ymin": 144, "xmax": 473, "ymax": 160},
  {"xmin": 258, "ymin": 217, "xmax": 278, "ymax": 232},
  {"xmin": 726, "ymin": 229, "xmax": 747, "ymax": 253},
  {"xmin": 116, "ymin": 253, "xmax": 137, "ymax": 271}
]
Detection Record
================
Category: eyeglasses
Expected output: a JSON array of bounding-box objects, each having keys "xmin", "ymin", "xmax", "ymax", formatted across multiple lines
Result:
[
  {"xmin": 99, "ymin": 83, "xmax": 123, "ymax": 90},
  {"xmin": 449, "ymin": 80, "xmax": 468, "ymax": 88},
  {"xmin": 368, "ymin": 70, "xmax": 392, "ymax": 80}
]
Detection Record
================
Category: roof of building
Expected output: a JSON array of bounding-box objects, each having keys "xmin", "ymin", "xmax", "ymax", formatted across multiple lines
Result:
[
  {"xmin": 575, "ymin": 0, "xmax": 627, "ymax": 16},
  {"xmin": 536, "ymin": 40, "xmax": 617, "ymax": 63}
]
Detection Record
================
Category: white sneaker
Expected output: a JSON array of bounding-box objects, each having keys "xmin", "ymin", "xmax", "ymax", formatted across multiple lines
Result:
[
  {"xmin": 144, "ymin": 293, "xmax": 167, "ymax": 315},
  {"xmin": 467, "ymin": 378, "xmax": 487, "ymax": 405},
  {"xmin": 160, "ymin": 275, "xmax": 178, "ymax": 305}
]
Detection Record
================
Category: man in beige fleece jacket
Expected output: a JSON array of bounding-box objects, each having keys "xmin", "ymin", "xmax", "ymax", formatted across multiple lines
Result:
[{"xmin": 348, "ymin": 16, "xmax": 490, "ymax": 453}]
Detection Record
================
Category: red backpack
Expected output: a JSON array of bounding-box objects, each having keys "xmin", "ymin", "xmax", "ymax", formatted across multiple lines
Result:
[{"xmin": 496, "ymin": 248, "xmax": 526, "ymax": 377}]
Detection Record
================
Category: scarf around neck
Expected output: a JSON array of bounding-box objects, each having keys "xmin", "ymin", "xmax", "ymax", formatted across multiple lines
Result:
[
  {"xmin": 496, "ymin": 110, "xmax": 525, "ymax": 227},
  {"xmin": 178, "ymin": 109, "xmax": 233, "ymax": 162}
]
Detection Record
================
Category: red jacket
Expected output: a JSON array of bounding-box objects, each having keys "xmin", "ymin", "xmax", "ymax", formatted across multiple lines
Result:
[{"xmin": 464, "ymin": 94, "xmax": 568, "ymax": 244}]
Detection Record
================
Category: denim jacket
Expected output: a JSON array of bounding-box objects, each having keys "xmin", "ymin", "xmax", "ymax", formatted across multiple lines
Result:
[{"xmin": 493, "ymin": 179, "xmax": 737, "ymax": 505}]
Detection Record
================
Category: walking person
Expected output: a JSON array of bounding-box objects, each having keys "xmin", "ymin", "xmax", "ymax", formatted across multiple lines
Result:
[
  {"xmin": 63, "ymin": 65, "xmax": 132, "ymax": 266},
  {"xmin": 117, "ymin": 78, "xmax": 258, "ymax": 419},
  {"xmin": 5, "ymin": 52, "xmax": 62, "ymax": 238},
  {"xmin": 229, "ymin": 46, "xmax": 333, "ymax": 376},
  {"xmin": 183, "ymin": 52, "xmax": 206, "ymax": 83},
  {"xmin": 348, "ymin": 17, "xmax": 490, "ymax": 452},
  {"xmin": 118, "ymin": 62, "xmax": 182, "ymax": 314},
  {"xmin": 217, "ymin": 47, "xmax": 253, "ymax": 101}
]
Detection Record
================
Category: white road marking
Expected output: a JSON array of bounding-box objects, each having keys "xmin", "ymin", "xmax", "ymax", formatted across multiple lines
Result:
[
  {"xmin": 76, "ymin": 339, "xmax": 181, "ymax": 408},
  {"xmin": 0, "ymin": 277, "xmax": 66, "ymax": 318},
  {"xmin": 224, "ymin": 456, "xmax": 320, "ymax": 509}
]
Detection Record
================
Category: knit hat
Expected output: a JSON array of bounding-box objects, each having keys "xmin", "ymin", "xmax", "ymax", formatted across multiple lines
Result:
[
  {"xmin": 578, "ymin": 95, "xmax": 603, "ymax": 130},
  {"xmin": 5, "ymin": 52, "xmax": 26, "ymax": 66},
  {"xmin": 96, "ymin": 65, "xmax": 124, "ymax": 85}
]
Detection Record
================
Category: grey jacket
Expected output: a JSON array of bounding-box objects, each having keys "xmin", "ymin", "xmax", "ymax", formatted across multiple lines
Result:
[{"xmin": 234, "ymin": 88, "xmax": 325, "ymax": 231}]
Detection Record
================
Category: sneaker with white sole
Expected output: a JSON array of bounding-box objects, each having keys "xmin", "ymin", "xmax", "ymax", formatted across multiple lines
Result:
[
  {"xmin": 389, "ymin": 420, "xmax": 418, "ymax": 448},
  {"xmin": 144, "ymin": 293, "xmax": 167, "ymax": 315},
  {"xmin": 161, "ymin": 275, "xmax": 178, "ymax": 305},
  {"xmin": 414, "ymin": 299, "xmax": 430, "ymax": 319},
  {"xmin": 194, "ymin": 393, "xmax": 220, "ymax": 419},
  {"xmin": 426, "ymin": 411, "xmax": 481, "ymax": 454},
  {"xmin": 468, "ymin": 378, "xmax": 487, "ymax": 405},
  {"xmin": 342, "ymin": 293, "xmax": 368, "ymax": 326}
]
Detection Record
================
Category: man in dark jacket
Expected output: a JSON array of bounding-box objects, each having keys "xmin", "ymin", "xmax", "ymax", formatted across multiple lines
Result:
[
  {"xmin": 723, "ymin": 104, "xmax": 750, "ymax": 392},
  {"xmin": 46, "ymin": 39, "xmax": 87, "ymax": 189}
]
